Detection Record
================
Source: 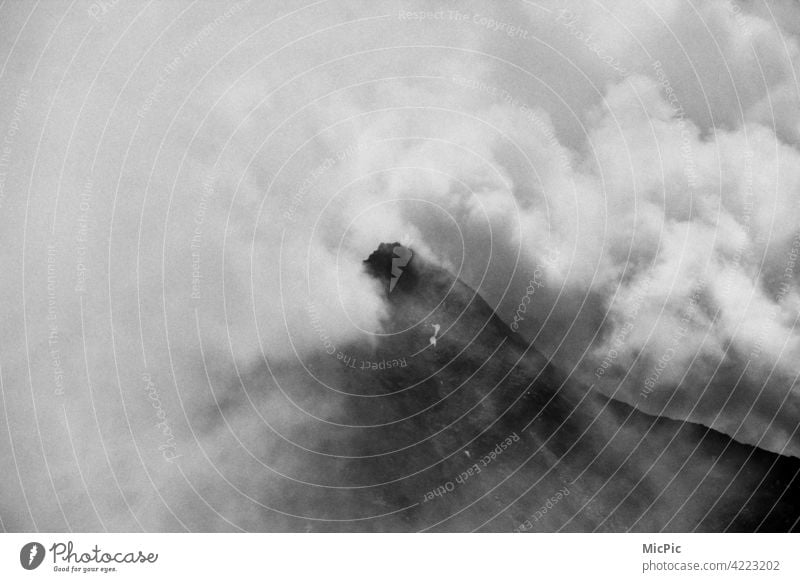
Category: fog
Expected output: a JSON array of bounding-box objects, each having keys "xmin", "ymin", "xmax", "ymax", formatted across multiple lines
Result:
[{"xmin": 1, "ymin": 0, "xmax": 799, "ymax": 530}]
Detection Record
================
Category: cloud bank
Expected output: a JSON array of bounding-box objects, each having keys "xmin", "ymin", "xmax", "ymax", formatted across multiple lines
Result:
[{"xmin": 1, "ymin": 0, "xmax": 799, "ymax": 530}]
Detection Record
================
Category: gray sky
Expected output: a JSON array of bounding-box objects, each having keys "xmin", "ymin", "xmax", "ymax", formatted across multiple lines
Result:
[{"xmin": 1, "ymin": 0, "xmax": 799, "ymax": 530}]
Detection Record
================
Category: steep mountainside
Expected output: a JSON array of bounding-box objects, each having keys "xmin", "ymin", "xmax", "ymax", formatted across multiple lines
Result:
[{"xmin": 225, "ymin": 243, "xmax": 800, "ymax": 531}]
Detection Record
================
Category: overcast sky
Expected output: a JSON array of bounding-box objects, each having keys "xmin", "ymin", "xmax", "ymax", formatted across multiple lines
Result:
[{"xmin": 1, "ymin": 0, "xmax": 799, "ymax": 530}]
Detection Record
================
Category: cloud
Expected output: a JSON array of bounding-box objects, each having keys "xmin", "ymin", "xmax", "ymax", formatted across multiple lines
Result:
[
  {"xmin": 295, "ymin": 0, "xmax": 800, "ymax": 457},
  {"xmin": 2, "ymin": 0, "xmax": 800, "ymax": 531}
]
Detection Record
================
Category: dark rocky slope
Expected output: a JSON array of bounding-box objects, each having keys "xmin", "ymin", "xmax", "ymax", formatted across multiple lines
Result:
[{"xmin": 220, "ymin": 243, "xmax": 800, "ymax": 531}]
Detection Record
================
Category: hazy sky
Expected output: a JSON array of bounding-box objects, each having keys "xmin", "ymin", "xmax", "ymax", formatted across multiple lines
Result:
[{"xmin": 1, "ymin": 0, "xmax": 799, "ymax": 530}]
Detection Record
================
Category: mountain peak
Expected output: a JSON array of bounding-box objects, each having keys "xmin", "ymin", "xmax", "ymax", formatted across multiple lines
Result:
[{"xmin": 363, "ymin": 242, "xmax": 418, "ymax": 294}]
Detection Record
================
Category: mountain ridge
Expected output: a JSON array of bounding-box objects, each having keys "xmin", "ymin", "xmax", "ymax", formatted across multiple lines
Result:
[{"xmin": 221, "ymin": 243, "xmax": 800, "ymax": 531}]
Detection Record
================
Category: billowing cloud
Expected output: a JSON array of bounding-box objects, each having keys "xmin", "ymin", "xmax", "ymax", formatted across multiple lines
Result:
[
  {"xmin": 285, "ymin": 0, "xmax": 800, "ymax": 457},
  {"xmin": 1, "ymin": 0, "xmax": 799, "ymax": 531}
]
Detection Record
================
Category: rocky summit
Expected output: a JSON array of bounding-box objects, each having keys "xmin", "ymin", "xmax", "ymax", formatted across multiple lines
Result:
[{"xmin": 209, "ymin": 244, "xmax": 800, "ymax": 532}]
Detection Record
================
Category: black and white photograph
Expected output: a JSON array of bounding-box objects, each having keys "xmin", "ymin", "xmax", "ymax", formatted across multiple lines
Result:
[{"xmin": 1, "ymin": 0, "xmax": 800, "ymax": 577}]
